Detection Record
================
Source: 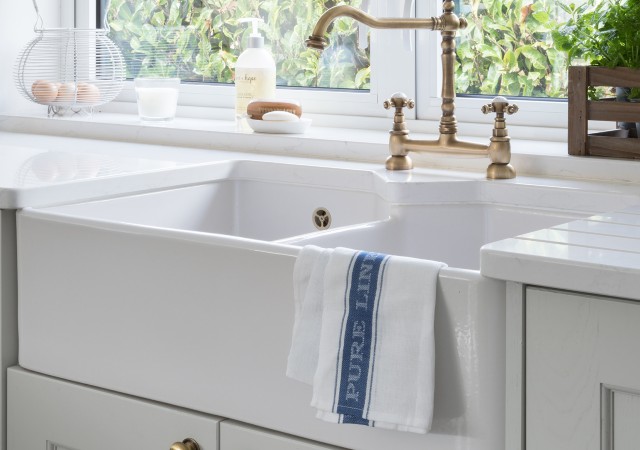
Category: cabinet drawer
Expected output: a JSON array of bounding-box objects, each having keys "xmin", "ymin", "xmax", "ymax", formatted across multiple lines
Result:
[
  {"xmin": 8, "ymin": 367, "xmax": 221, "ymax": 450},
  {"xmin": 220, "ymin": 421, "xmax": 345, "ymax": 450}
]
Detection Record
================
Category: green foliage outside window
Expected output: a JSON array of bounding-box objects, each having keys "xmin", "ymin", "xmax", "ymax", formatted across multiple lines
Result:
[
  {"xmin": 455, "ymin": 0, "xmax": 568, "ymax": 97},
  {"xmin": 106, "ymin": 0, "xmax": 371, "ymax": 89},
  {"xmin": 106, "ymin": 0, "xmax": 587, "ymax": 99}
]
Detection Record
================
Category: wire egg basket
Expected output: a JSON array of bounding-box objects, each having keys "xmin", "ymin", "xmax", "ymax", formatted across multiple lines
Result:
[{"xmin": 14, "ymin": 0, "xmax": 125, "ymax": 116}]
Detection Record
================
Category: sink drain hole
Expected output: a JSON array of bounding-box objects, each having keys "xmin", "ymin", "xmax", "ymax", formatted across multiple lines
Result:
[{"xmin": 312, "ymin": 207, "xmax": 332, "ymax": 230}]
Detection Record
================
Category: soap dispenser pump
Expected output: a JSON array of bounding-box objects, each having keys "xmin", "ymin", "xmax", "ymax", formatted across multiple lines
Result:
[{"xmin": 235, "ymin": 18, "xmax": 276, "ymax": 128}]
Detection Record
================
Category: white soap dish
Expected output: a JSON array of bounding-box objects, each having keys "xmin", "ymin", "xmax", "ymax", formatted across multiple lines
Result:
[{"xmin": 247, "ymin": 117, "xmax": 312, "ymax": 134}]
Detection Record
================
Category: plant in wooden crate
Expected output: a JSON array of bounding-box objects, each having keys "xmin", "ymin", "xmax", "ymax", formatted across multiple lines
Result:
[{"xmin": 552, "ymin": 0, "xmax": 640, "ymax": 157}]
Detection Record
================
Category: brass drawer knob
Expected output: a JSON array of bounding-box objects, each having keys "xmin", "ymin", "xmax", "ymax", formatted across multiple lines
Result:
[{"xmin": 170, "ymin": 438, "xmax": 200, "ymax": 450}]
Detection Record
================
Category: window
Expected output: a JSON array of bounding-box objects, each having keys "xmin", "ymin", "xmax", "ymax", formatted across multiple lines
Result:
[
  {"xmin": 89, "ymin": 0, "xmax": 594, "ymax": 127},
  {"xmin": 92, "ymin": 0, "xmax": 414, "ymax": 118},
  {"xmin": 103, "ymin": 0, "xmax": 371, "ymax": 90},
  {"xmin": 419, "ymin": 0, "xmax": 582, "ymax": 126},
  {"xmin": 455, "ymin": 0, "xmax": 568, "ymax": 98}
]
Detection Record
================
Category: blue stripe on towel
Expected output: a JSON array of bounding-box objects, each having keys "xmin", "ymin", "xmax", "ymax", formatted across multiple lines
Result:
[{"xmin": 335, "ymin": 251, "xmax": 388, "ymax": 422}]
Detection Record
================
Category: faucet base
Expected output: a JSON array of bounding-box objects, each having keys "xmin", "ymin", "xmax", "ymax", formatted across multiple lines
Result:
[
  {"xmin": 385, "ymin": 155, "xmax": 413, "ymax": 170},
  {"xmin": 487, "ymin": 163, "xmax": 516, "ymax": 180}
]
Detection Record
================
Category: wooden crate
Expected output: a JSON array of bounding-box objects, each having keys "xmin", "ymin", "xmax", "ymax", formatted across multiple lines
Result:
[{"xmin": 568, "ymin": 66, "xmax": 640, "ymax": 158}]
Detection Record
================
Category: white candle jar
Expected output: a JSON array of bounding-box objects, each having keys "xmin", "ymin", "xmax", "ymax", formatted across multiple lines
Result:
[{"xmin": 134, "ymin": 78, "xmax": 180, "ymax": 121}]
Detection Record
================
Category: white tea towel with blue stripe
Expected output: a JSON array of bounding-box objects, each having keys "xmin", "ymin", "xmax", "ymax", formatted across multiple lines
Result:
[
  {"xmin": 287, "ymin": 245, "xmax": 332, "ymax": 384},
  {"xmin": 288, "ymin": 246, "xmax": 446, "ymax": 434}
]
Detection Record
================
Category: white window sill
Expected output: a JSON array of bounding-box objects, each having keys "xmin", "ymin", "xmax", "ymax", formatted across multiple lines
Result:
[{"xmin": 0, "ymin": 103, "xmax": 638, "ymax": 185}]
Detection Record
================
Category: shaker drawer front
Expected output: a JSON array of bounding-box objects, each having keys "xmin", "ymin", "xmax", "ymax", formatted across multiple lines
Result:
[
  {"xmin": 220, "ymin": 421, "xmax": 345, "ymax": 450},
  {"xmin": 8, "ymin": 367, "xmax": 221, "ymax": 450}
]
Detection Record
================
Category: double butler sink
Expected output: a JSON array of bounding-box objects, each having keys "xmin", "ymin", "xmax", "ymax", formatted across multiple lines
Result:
[
  {"xmin": 16, "ymin": 158, "xmax": 640, "ymax": 450},
  {"xmin": 19, "ymin": 159, "xmax": 624, "ymax": 267}
]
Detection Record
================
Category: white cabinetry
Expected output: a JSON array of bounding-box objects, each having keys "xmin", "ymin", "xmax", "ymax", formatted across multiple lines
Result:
[
  {"xmin": 525, "ymin": 287, "xmax": 640, "ymax": 450},
  {"xmin": 8, "ymin": 367, "xmax": 221, "ymax": 450},
  {"xmin": 8, "ymin": 367, "xmax": 347, "ymax": 450}
]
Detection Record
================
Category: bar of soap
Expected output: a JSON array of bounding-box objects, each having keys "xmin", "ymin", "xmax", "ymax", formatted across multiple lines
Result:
[
  {"xmin": 262, "ymin": 111, "xmax": 300, "ymax": 122},
  {"xmin": 247, "ymin": 99, "xmax": 302, "ymax": 120}
]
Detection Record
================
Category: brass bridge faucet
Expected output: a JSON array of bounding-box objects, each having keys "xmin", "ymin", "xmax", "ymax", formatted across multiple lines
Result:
[{"xmin": 306, "ymin": 0, "xmax": 519, "ymax": 179}]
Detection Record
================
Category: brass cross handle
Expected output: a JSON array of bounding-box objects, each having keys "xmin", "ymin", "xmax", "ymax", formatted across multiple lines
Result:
[
  {"xmin": 481, "ymin": 96, "xmax": 519, "ymax": 117},
  {"xmin": 383, "ymin": 92, "xmax": 415, "ymax": 113},
  {"xmin": 170, "ymin": 438, "xmax": 200, "ymax": 450},
  {"xmin": 481, "ymin": 96, "xmax": 518, "ymax": 137},
  {"xmin": 384, "ymin": 92, "xmax": 414, "ymax": 133}
]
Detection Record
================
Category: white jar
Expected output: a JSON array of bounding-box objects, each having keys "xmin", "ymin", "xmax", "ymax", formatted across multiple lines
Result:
[{"xmin": 134, "ymin": 77, "xmax": 180, "ymax": 121}]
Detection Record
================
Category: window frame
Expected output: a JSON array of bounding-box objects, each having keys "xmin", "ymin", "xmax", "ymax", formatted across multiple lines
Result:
[{"xmin": 77, "ymin": 0, "xmax": 583, "ymax": 131}]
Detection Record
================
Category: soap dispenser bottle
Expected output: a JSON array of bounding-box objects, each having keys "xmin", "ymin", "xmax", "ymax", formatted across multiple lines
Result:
[{"xmin": 235, "ymin": 18, "xmax": 276, "ymax": 128}]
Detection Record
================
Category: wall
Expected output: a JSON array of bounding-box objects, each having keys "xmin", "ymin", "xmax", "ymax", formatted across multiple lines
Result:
[{"xmin": 0, "ymin": 1, "xmax": 63, "ymax": 113}]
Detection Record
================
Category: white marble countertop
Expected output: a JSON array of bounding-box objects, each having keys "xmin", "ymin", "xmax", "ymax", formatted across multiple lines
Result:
[
  {"xmin": 481, "ymin": 205, "xmax": 640, "ymax": 300},
  {"xmin": 0, "ymin": 131, "xmax": 232, "ymax": 208},
  {"xmin": 4, "ymin": 110, "xmax": 640, "ymax": 184},
  {"xmin": 0, "ymin": 128, "xmax": 480, "ymax": 209}
]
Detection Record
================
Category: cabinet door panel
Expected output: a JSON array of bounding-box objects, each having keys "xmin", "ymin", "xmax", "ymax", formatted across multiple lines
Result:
[
  {"xmin": 8, "ymin": 367, "xmax": 220, "ymax": 450},
  {"xmin": 526, "ymin": 287, "xmax": 640, "ymax": 450},
  {"xmin": 220, "ymin": 421, "xmax": 344, "ymax": 450}
]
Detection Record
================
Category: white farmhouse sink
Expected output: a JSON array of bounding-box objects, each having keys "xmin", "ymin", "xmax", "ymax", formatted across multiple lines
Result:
[
  {"xmin": 17, "ymin": 160, "xmax": 640, "ymax": 450},
  {"xmin": 45, "ymin": 163, "xmax": 389, "ymax": 241}
]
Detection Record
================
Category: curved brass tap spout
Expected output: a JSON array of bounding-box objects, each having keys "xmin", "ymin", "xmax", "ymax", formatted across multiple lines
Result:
[
  {"xmin": 305, "ymin": 5, "xmax": 465, "ymax": 50},
  {"xmin": 306, "ymin": 5, "xmax": 466, "ymax": 51}
]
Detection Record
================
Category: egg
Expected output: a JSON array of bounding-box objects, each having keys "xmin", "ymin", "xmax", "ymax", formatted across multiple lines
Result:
[
  {"xmin": 76, "ymin": 82, "xmax": 101, "ymax": 103},
  {"xmin": 56, "ymin": 82, "xmax": 77, "ymax": 102},
  {"xmin": 31, "ymin": 80, "xmax": 58, "ymax": 103}
]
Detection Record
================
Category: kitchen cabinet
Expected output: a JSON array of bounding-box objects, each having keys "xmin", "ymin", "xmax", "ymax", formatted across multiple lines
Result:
[
  {"xmin": 523, "ymin": 287, "xmax": 640, "ymax": 449},
  {"xmin": 8, "ymin": 367, "xmax": 348, "ymax": 450},
  {"xmin": 8, "ymin": 367, "xmax": 220, "ymax": 450}
]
